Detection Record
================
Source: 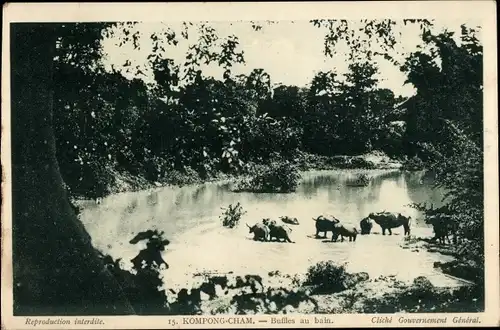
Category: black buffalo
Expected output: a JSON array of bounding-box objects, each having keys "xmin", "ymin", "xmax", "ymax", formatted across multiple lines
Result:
[
  {"xmin": 359, "ymin": 217, "xmax": 374, "ymax": 235},
  {"xmin": 247, "ymin": 223, "xmax": 270, "ymax": 242},
  {"xmin": 267, "ymin": 220, "xmax": 294, "ymax": 243},
  {"xmin": 312, "ymin": 215, "xmax": 340, "ymax": 238},
  {"xmin": 367, "ymin": 211, "xmax": 412, "ymax": 236},
  {"xmin": 425, "ymin": 214, "xmax": 458, "ymax": 244},
  {"xmin": 331, "ymin": 224, "xmax": 358, "ymax": 242}
]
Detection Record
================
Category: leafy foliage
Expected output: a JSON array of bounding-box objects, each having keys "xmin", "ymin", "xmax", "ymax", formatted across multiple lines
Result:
[
  {"xmin": 400, "ymin": 26, "xmax": 483, "ymax": 156},
  {"xmin": 220, "ymin": 202, "xmax": 247, "ymax": 228},
  {"xmin": 401, "ymin": 155, "xmax": 425, "ymax": 171},
  {"xmin": 103, "ymin": 233, "xmax": 319, "ymax": 315},
  {"xmin": 303, "ymin": 261, "xmax": 369, "ymax": 294},
  {"xmin": 53, "ymin": 21, "xmax": 456, "ymax": 200},
  {"xmin": 237, "ymin": 160, "xmax": 301, "ymax": 193},
  {"xmin": 311, "ymin": 19, "xmax": 433, "ymax": 61}
]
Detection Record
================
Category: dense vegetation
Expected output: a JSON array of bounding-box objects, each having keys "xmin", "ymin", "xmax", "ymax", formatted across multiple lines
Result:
[
  {"xmin": 406, "ymin": 26, "xmax": 485, "ymax": 286},
  {"xmin": 12, "ymin": 19, "xmax": 484, "ymax": 315},
  {"xmin": 50, "ymin": 22, "xmax": 416, "ymax": 198}
]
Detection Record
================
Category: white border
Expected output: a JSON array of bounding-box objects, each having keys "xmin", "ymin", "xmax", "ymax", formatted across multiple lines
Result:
[{"xmin": 2, "ymin": 2, "xmax": 498, "ymax": 329}]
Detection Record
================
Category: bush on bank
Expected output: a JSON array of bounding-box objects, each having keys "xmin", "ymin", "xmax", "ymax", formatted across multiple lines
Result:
[
  {"xmin": 235, "ymin": 160, "xmax": 301, "ymax": 193},
  {"xmin": 303, "ymin": 261, "xmax": 370, "ymax": 295},
  {"xmin": 220, "ymin": 202, "xmax": 246, "ymax": 228}
]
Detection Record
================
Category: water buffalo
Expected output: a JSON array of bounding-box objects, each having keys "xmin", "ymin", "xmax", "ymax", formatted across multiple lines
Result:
[
  {"xmin": 262, "ymin": 218, "xmax": 276, "ymax": 227},
  {"xmin": 280, "ymin": 216, "xmax": 300, "ymax": 225},
  {"xmin": 367, "ymin": 212, "xmax": 412, "ymax": 236},
  {"xmin": 359, "ymin": 217, "xmax": 374, "ymax": 235},
  {"xmin": 312, "ymin": 215, "xmax": 340, "ymax": 238},
  {"xmin": 247, "ymin": 223, "xmax": 270, "ymax": 242},
  {"xmin": 331, "ymin": 225, "xmax": 358, "ymax": 242},
  {"xmin": 425, "ymin": 214, "xmax": 457, "ymax": 244},
  {"xmin": 268, "ymin": 222, "xmax": 294, "ymax": 243}
]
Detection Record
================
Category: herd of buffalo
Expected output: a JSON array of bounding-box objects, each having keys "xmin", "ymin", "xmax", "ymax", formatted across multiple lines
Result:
[{"xmin": 246, "ymin": 211, "xmax": 457, "ymax": 244}]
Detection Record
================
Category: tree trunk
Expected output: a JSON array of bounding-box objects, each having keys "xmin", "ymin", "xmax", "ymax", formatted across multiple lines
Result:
[{"xmin": 11, "ymin": 23, "xmax": 134, "ymax": 315}]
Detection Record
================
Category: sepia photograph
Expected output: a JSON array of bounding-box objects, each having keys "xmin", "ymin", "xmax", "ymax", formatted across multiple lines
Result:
[{"xmin": 1, "ymin": 1, "xmax": 498, "ymax": 329}]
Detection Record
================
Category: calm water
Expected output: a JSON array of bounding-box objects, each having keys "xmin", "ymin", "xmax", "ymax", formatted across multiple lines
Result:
[{"xmin": 79, "ymin": 169, "xmax": 461, "ymax": 289}]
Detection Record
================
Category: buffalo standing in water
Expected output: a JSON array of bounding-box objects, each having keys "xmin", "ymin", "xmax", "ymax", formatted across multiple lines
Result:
[
  {"xmin": 247, "ymin": 223, "xmax": 270, "ymax": 242},
  {"xmin": 312, "ymin": 215, "xmax": 340, "ymax": 238},
  {"xmin": 263, "ymin": 218, "xmax": 294, "ymax": 243},
  {"xmin": 331, "ymin": 224, "xmax": 358, "ymax": 242},
  {"xmin": 367, "ymin": 212, "xmax": 412, "ymax": 236},
  {"xmin": 359, "ymin": 217, "xmax": 374, "ymax": 235},
  {"xmin": 425, "ymin": 214, "xmax": 458, "ymax": 244}
]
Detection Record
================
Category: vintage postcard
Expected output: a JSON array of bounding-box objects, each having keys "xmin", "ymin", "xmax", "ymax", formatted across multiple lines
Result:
[{"xmin": 1, "ymin": 1, "xmax": 499, "ymax": 329}]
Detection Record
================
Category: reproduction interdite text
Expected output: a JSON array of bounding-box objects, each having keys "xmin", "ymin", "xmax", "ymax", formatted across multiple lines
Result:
[{"xmin": 25, "ymin": 318, "xmax": 104, "ymax": 326}]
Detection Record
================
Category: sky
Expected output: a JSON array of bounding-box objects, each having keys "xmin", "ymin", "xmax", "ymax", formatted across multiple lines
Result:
[{"xmin": 101, "ymin": 20, "xmax": 481, "ymax": 98}]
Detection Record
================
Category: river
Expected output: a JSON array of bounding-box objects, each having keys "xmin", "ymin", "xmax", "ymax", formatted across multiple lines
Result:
[{"xmin": 78, "ymin": 169, "xmax": 463, "ymax": 290}]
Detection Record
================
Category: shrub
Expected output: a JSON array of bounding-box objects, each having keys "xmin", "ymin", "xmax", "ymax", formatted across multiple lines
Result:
[
  {"xmin": 434, "ymin": 259, "xmax": 483, "ymax": 285},
  {"xmin": 237, "ymin": 161, "xmax": 301, "ymax": 193},
  {"xmin": 220, "ymin": 202, "xmax": 247, "ymax": 228},
  {"xmin": 303, "ymin": 261, "xmax": 349, "ymax": 294},
  {"xmin": 347, "ymin": 157, "xmax": 377, "ymax": 169},
  {"xmin": 230, "ymin": 287, "xmax": 318, "ymax": 315}
]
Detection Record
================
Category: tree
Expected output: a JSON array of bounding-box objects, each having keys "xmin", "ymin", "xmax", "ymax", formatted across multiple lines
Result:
[
  {"xmin": 337, "ymin": 61, "xmax": 380, "ymax": 153},
  {"xmin": 301, "ymin": 71, "xmax": 341, "ymax": 155},
  {"xmin": 265, "ymin": 85, "xmax": 307, "ymax": 120},
  {"xmin": 401, "ymin": 27, "xmax": 483, "ymax": 157},
  {"xmin": 402, "ymin": 27, "xmax": 484, "ymax": 284},
  {"xmin": 11, "ymin": 23, "xmax": 134, "ymax": 315},
  {"xmin": 312, "ymin": 19, "xmax": 434, "ymax": 62}
]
